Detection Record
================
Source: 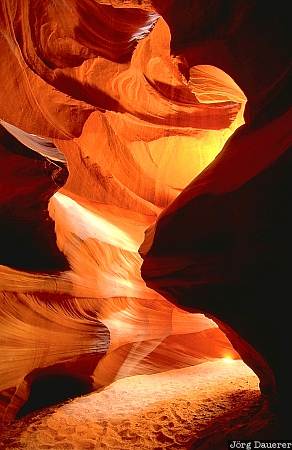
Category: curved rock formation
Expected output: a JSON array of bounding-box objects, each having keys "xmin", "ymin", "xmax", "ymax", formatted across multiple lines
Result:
[
  {"xmin": 141, "ymin": 0, "xmax": 292, "ymax": 433},
  {"xmin": 0, "ymin": 0, "xmax": 245, "ymax": 429},
  {"xmin": 0, "ymin": 0, "xmax": 288, "ymax": 444}
]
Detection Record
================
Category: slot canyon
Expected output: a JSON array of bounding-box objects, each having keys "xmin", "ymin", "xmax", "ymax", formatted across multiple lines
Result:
[{"xmin": 0, "ymin": 1, "xmax": 291, "ymax": 449}]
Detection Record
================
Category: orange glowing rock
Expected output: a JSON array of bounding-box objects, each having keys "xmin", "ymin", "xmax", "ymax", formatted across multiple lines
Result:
[
  {"xmin": 0, "ymin": 0, "xmax": 249, "ymax": 430},
  {"xmin": 141, "ymin": 0, "xmax": 292, "ymax": 433}
]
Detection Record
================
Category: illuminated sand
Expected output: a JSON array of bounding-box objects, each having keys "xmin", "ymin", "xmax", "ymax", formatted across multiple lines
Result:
[{"xmin": 0, "ymin": 360, "xmax": 271, "ymax": 450}]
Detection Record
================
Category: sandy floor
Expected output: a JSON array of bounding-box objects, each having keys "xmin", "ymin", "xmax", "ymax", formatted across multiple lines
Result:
[{"xmin": 0, "ymin": 360, "xmax": 272, "ymax": 450}]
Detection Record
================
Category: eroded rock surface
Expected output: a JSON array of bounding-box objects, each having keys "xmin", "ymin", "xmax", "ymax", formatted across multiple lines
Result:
[
  {"xmin": 0, "ymin": 0, "xmax": 245, "ymax": 427},
  {"xmin": 0, "ymin": 0, "xmax": 289, "ymax": 443},
  {"xmin": 141, "ymin": 0, "xmax": 292, "ymax": 430}
]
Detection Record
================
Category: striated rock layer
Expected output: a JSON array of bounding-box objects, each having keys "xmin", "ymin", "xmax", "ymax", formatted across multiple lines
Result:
[
  {"xmin": 141, "ymin": 0, "xmax": 292, "ymax": 433},
  {"xmin": 0, "ymin": 0, "xmax": 245, "ymax": 430},
  {"xmin": 0, "ymin": 0, "xmax": 289, "ymax": 444}
]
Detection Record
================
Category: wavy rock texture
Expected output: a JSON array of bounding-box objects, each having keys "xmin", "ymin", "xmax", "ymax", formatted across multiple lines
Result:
[
  {"xmin": 0, "ymin": 0, "xmax": 285, "ymax": 446},
  {"xmin": 141, "ymin": 0, "xmax": 292, "ymax": 434}
]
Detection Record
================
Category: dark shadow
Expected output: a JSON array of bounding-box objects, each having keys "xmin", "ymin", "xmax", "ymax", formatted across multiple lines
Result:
[
  {"xmin": 17, "ymin": 373, "xmax": 92, "ymax": 418},
  {"xmin": 0, "ymin": 125, "xmax": 69, "ymax": 272}
]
